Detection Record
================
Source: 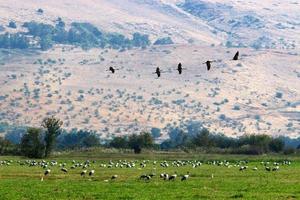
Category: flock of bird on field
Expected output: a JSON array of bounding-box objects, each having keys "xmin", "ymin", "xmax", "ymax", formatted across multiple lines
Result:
[
  {"xmin": 108, "ymin": 51, "xmax": 240, "ymax": 77},
  {"xmin": 0, "ymin": 158, "xmax": 292, "ymax": 183}
]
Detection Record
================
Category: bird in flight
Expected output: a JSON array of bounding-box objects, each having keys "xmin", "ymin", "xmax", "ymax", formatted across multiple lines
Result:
[
  {"xmin": 177, "ymin": 63, "xmax": 185, "ymax": 74},
  {"xmin": 177, "ymin": 63, "xmax": 183, "ymax": 74},
  {"xmin": 155, "ymin": 67, "xmax": 161, "ymax": 78},
  {"xmin": 108, "ymin": 66, "xmax": 118, "ymax": 74},
  {"xmin": 203, "ymin": 60, "xmax": 215, "ymax": 71},
  {"xmin": 233, "ymin": 51, "xmax": 239, "ymax": 60}
]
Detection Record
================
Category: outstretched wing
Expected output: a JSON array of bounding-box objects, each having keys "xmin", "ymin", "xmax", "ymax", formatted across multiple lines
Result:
[{"xmin": 233, "ymin": 51, "xmax": 239, "ymax": 60}]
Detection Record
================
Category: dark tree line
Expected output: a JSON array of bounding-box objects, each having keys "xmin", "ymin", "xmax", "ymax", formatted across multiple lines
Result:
[
  {"xmin": 1, "ymin": 119, "xmax": 300, "ymax": 157},
  {"xmin": 0, "ymin": 18, "xmax": 175, "ymax": 51},
  {"xmin": 160, "ymin": 128, "xmax": 286, "ymax": 155},
  {"xmin": 56, "ymin": 129, "xmax": 100, "ymax": 150},
  {"xmin": 0, "ymin": 20, "xmax": 152, "ymax": 51},
  {"xmin": 109, "ymin": 132, "xmax": 154, "ymax": 153},
  {"xmin": 0, "ymin": 33, "xmax": 30, "ymax": 49}
]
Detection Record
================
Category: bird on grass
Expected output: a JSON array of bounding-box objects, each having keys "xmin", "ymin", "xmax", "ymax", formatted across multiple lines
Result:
[
  {"xmin": 89, "ymin": 170, "xmax": 95, "ymax": 176},
  {"xmin": 168, "ymin": 172, "xmax": 177, "ymax": 181},
  {"xmin": 44, "ymin": 169, "xmax": 51, "ymax": 176},
  {"xmin": 111, "ymin": 175, "xmax": 118, "ymax": 180},
  {"xmin": 61, "ymin": 168, "xmax": 68, "ymax": 173},
  {"xmin": 181, "ymin": 172, "xmax": 190, "ymax": 181},
  {"xmin": 81, "ymin": 170, "xmax": 87, "ymax": 176}
]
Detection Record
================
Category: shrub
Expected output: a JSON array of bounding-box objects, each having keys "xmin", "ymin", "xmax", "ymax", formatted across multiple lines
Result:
[
  {"xmin": 269, "ymin": 138, "xmax": 284, "ymax": 153},
  {"xmin": 37, "ymin": 8, "xmax": 44, "ymax": 14},
  {"xmin": 283, "ymin": 147, "xmax": 296, "ymax": 155},
  {"xmin": 154, "ymin": 37, "xmax": 174, "ymax": 45},
  {"xmin": 8, "ymin": 21, "xmax": 17, "ymax": 29}
]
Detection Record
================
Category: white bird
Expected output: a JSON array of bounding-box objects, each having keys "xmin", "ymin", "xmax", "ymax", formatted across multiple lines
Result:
[
  {"xmin": 169, "ymin": 173, "xmax": 177, "ymax": 181},
  {"xmin": 89, "ymin": 170, "xmax": 95, "ymax": 176},
  {"xmin": 44, "ymin": 169, "xmax": 51, "ymax": 176},
  {"xmin": 111, "ymin": 175, "xmax": 118, "ymax": 180},
  {"xmin": 81, "ymin": 170, "xmax": 87, "ymax": 176},
  {"xmin": 181, "ymin": 172, "xmax": 190, "ymax": 181},
  {"xmin": 61, "ymin": 168, "xmax": 68, "ymax": 173}
]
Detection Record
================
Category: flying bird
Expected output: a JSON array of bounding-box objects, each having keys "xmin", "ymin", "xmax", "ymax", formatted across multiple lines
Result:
[
  {"xmin": 177, "ymin": 63, "xmax": 183, "ymax": 74},
  {"xmin": 154, "ymin": 67, "xmax": 161, "ymax": 78},
  {"xmin": 203, "ymin": 60, "xmax": 214, "ymax": 71},
  {"xmin": 109, "ymin": 67, "xmax": 115, "ymax": 73},
  {"xmin": 108, "ymin": 66, "xmax": 119, "ymax": 74},
  {"xmin": 233, "ymin": 51, "xmax": 239, "ymax": 60}
]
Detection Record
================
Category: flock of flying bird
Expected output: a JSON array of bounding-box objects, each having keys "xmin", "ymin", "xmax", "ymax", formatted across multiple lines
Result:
[
  {"xmin": 107, "ymin": 51, "xmax": 240, "ymax": 78},
  {"xmin": 0, "ymin": 157, "xmax": 292, "ymax": 183}
]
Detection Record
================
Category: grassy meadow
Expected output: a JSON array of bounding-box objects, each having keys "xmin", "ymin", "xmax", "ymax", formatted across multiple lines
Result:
[{"xmin": 0, "ymin": 150, "xmax": 299, "ymax": 200}]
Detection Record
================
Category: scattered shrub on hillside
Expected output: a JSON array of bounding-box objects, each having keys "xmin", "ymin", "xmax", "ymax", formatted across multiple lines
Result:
[
  {"xmin": 8, "ymin": 21, "xmax": 17, "ymax": 29},
  {"xmin": 154, "ymin": 37, "xmax": 174, "ymax": 45},
  {"xmin": 37, "ymin": 8, "xmax": 44, "ymax": 14},
  {"xmin": 0, "ymin": 33, "xmax": 30, "ymax": 49}
]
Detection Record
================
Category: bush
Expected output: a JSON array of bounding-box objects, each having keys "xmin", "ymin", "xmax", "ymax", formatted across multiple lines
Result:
[
  {"xmin": 57, "ymin": 130, "xmax": 100, "ymax": 149},
  {"xmin": 109, "ymin": 132, "xmax": 154, "ymax": 153},
  {"xmin": 154, "ymin": 37, "xmax": 174, "ymax": 45},
  {"xmin": 110, "ymin": 136, "xmax": 128, "ymax": 149},
  {"xmin": 132, "ymin": 32, "xmax": 150, "ymax": 48},
  {"xmin": 0, "ymin": 33, "xmax": 30, "ymax": 49},
  {"xmin": 40, "ymin": 35, "xmax": 53, "ymax": 50},
  {"xmin": 269, "ymin": 138, "xmax": 284, "ymax": 153},
  {"xmin": 283, "ymin": 147, "xmax": 296, "ymax": 155},
  {"xmin": 276, "ymin": 92, "xmax": 283, "ymax": 98},
  {"xmin": 37, "ymin": 8, "xmax": 44, "ymax": 14},
  {"xmin": 0, "ymin": 25, "xmax": 4, "ymax": 32},
  {"xmin": 8, "ymin": 21, "xmax": 17, "ymax": 29},
  {"xmin": 23, "ymin": 21, "xmax": 55, "ymax": 37},
  {"xmin": 151, "ymin": 128, "xmax": 161, "ymax": 138},
  {"xmin": 1, "ymin": 20, "xmax": 151, "ymax": 51},
  {"xmin": 0, "ymin": 137, "xmax": 18, "ymax": 155}
]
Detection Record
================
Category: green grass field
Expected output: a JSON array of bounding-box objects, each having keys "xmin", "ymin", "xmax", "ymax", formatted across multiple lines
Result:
[{"xmin": 0, "ymin": 151, "xmax": 299, "ymax": 200}]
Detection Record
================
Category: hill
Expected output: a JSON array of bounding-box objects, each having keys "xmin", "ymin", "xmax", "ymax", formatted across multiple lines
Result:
[{"xmin": 0, "ymin": 0, "xmax": 299, "ymax": 139}]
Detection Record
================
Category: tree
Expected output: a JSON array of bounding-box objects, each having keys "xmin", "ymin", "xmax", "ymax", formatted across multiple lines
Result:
[
  {"xmin": 193, "ymin": 128, "xmax": 214, "ymax": 148},
  {"xmin": 151, "ymin": 128, "xmax": 161, "ymax": 139},
  {"xmin": 153, "ymin": 37, "xmax": 174, "ymax": 45},
  {"xmin": 131, "ymin": 33, "xmax": 150, "ymax": 48},
  {"xmin": 0, "ymin": 137, "xmax": 18, "ymax": 155},
  {"xmin": 40, "ymin": 35, "xmax": 53, "ymax": 51},
  {"xmin": 42, "ymin": 116, "xmax": 63, "ymax": 157},
  {"xmin": 81, "ymin": 131, "xmax": 100, "ymax": 148},
  {"xmin": 128, "ymin": 132, "xmax": 154, "ymax": 153},
  {"xmin": 20, "ymin": 128, "xmax": 45, "ymax": 158},
  {"xmin": 239, "ymin": 134, "xmax": 272, "ymax": 154},
  {"xmin": 37, "ymin": 8, "xmax": 44, "ymax": 14},
  {"xmin": 110, "ymin": 136, "xmax": 128, "ymax": 149},
  {"xmin": 269, "ymin": 138, "xmax": 284, "ymax": 153}
]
